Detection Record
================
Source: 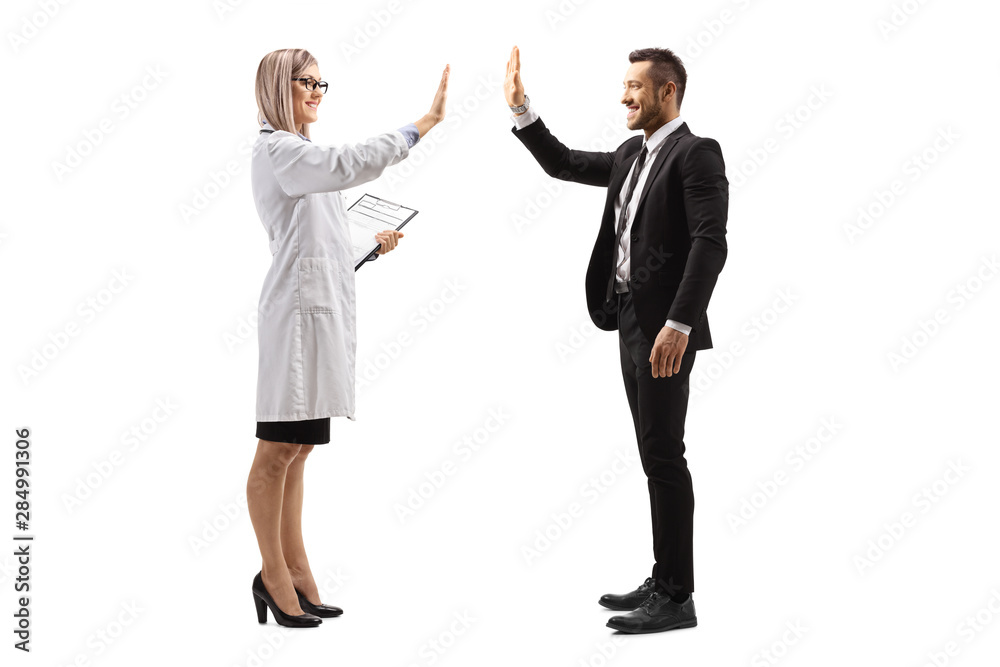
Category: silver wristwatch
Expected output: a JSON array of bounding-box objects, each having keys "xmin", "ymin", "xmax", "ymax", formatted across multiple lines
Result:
[{"xmin": 509, "ymin": 95, "xmax": 530, "ymax": 114}]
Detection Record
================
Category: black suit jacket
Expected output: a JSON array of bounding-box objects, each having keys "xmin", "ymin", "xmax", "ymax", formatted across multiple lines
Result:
[{"xmin": 512, "ymin": 118, "xmax": 728, "ymax": 351}]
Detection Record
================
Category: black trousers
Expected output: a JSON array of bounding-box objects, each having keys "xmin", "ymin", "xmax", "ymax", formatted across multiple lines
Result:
[{"xmin": 617, "ymin": 288, "xmax": 696, "ymax": 598}]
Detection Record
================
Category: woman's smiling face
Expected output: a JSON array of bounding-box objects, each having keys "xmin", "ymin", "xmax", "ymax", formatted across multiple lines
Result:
[{"xmin": 292, "ymin": 62, "xmax": 323, "ymax": 129}]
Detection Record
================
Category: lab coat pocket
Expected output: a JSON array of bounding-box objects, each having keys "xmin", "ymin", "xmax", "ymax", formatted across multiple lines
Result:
[{"xmin": 297, "ymin": 257, "xmax": 341, "ymax": 314}]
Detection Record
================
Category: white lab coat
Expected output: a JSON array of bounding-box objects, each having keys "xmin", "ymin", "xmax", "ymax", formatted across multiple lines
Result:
[{"xmin": 250, "ymin": 126, "xmax": 409, "ymax": 422}]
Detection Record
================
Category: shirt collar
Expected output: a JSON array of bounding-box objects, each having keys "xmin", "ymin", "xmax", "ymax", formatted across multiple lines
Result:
[
  {"xmin": 261, "ymin": 118, "xmax": 311, "ymax": 142},
  {"xmin": 643, "ymin": 115, "xmax": 684, "ymax": 153}
]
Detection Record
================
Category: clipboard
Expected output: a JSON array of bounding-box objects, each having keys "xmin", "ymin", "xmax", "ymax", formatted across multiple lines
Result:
[{"xmin": 348, "ymin": 194, "xmax": 419, "ymax": 270}]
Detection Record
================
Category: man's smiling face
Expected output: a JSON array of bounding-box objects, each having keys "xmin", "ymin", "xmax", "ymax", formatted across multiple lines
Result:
[{"xmin": 621, "ymin": 60, "xmax": 668, "ymax": 133}]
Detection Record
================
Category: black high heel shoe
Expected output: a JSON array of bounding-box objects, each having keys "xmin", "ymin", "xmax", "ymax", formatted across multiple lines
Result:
[
  {"xmin": 295, "ymin": 586, "xmax": 343, "ymax": 617},
  {"xmin": 252, "ymin": 571, "xmax": 322, "ymax": 627}
]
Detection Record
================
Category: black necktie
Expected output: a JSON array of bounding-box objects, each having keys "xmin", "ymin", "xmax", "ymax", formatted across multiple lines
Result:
[{"xmin": 614, "ymin": 144, "xmax": 648, "ymax": 279}]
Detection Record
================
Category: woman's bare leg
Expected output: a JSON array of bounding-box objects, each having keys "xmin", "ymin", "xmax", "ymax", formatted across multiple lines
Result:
[
  {"xmin": 247, "ymin": 439, "xmax": 306, "ymax": 615},
  {"xmin": 280, "ymin": 444, "xmax": 324, "ymax": 605}
]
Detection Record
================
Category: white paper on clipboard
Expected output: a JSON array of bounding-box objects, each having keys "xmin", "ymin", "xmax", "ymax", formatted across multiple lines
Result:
[{"xmin": 347, "ymin": 193, "xmax": 418, "ymax": 269}]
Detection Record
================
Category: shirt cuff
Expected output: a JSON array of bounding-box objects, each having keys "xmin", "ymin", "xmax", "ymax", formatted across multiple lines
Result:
[
  {"xmin": 665, "ymin": 319, "xmax": 691, "ymax": 336},
  {"xmin": 511, "ymin": 105, "xmax": 539, "ymax": 129},
  {"xmin": 396, "ymin": 123, "xmax": 420, "ymax": 148}
]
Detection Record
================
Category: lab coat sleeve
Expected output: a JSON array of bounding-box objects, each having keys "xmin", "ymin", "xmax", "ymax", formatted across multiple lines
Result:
[{"xmin": 265, "ymin": 130, "xmax": 409, "ymax": 197}]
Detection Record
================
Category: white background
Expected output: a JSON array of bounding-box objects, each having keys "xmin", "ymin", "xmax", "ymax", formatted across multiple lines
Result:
[{"xmin": 3, "ymin": 0, "xmax": 999, "ymax": 664}]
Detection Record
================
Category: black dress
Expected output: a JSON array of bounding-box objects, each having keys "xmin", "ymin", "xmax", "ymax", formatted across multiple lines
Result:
[{"xmin": 256, "ymin": 417, "xmax": 330, "ymax": 445}]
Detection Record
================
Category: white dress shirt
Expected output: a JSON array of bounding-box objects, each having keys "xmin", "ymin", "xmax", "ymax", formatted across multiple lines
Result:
[{"xmin": 512, "ymin": 105, "xmax": 691, "ymax": 335}]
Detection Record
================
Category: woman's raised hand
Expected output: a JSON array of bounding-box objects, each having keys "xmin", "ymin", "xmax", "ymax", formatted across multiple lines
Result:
[
  {"xmin": 414, "ymin": 65, "xmax": 450, "ymax": 138},
  {"xmin": 428, "ymin": 64, "xmax": 449, "ymax": 123}
]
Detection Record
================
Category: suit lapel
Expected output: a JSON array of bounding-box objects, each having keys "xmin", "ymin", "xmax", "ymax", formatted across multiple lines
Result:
[
  {"xmin": 604, "ymin": 136, "xmax": 644, "ymax": 222},
  {"xmin": 632, "ymin": 123, "xmax": 689, "ymax": 221}
]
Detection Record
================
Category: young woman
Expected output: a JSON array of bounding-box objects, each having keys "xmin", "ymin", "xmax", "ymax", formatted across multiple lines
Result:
[{"xmin": 246, "ymin": 48, "xmax": 448, "ymax": 628}]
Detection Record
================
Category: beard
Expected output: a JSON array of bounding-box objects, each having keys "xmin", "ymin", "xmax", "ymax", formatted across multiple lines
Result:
[{"xmin": 627, "ymin": 94, "xmax": 663, "ymax": 131}]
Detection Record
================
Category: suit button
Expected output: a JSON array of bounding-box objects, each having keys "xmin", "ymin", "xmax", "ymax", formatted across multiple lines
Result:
[{"xmin": 631, "ymin": 235, "xmax": 639, "ymax": 241}]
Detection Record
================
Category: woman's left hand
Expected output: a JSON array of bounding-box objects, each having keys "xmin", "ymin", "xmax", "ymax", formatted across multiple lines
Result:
[{"xmin": 375, "ymin": 230, "xmax": 404, "ymax": 254}]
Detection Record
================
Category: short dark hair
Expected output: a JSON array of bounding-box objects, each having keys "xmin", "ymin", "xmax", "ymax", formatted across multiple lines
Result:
[{"xmin": 628, "ymin": 47, "xmax": 687, "ymax": 108}]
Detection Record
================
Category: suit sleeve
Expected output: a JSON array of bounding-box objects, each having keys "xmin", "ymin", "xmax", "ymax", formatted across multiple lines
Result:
[
  {"xmin": 667, "ymin": 138, "xmax": 729, "ymax": 327},
  {"xmin": 510, "ymin": 117, "xmax": 615, "ymax": 187},
  {"xmin": 266, "ymin": 130, "xmax": 409, "ymax": 197}
]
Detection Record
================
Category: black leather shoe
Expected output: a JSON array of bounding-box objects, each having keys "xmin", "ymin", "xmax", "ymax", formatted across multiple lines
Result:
[
  {"xmin": 252, "ymin": 571, "xmax": 322, "ymax": 627},
  {"xmin": 606, "ymin": 591, "xmax": 697, "ymax": 634},
  {"xmin": 598, "ymin": 577, "xmax": 656, "ymax": 611},
  {"xmin": 295, "ymin": 587, "xmax": 343, "ymax": 617}
]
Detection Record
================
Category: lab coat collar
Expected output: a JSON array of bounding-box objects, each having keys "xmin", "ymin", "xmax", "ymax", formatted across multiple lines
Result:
[{"xmin": 260, "ymin": 118, "xmax": 310, "ymax": 142}]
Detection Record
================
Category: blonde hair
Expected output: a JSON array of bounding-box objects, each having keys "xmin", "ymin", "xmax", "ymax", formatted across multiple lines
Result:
[{"xmin": 255, "ymin": 48, "xmax": 317, "ymax": 140}]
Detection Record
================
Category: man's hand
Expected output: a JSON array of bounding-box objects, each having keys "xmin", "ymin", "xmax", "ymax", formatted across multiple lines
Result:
[
  {"xmin": 649, "ymin": 326, "xmax": 689, "ymax": 378},
  {"xmin": 504, "ymin": 45, "xmax": 526, "ymax": 113},
  {"xmin": 374, "ymin": 230, "xmax": 404, "ymax": 255}
]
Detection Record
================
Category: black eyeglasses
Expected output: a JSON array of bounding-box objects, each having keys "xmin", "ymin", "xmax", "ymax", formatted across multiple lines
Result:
[{"xmin": 291, "ymin": 77, "xmax": 328, "ymax": 94}]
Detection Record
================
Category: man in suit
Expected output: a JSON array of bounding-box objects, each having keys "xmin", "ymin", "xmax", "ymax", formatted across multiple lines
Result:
[{"xmin": 504, "ymin": 45, "xmax": 728, "ymax": 633}]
